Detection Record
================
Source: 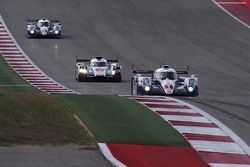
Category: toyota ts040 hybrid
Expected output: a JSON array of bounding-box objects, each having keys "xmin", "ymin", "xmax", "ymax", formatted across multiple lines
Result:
[
  {"xmin": 26, "ymin": 18, "xmax": 61, "ymax": 38},
  {"xmin": 75, "ymin": 57, "xmax": 122, "ymax": 82},
  {"xmin": 131, "ymin": 65, "xmax": 198, "ymax": 96}
]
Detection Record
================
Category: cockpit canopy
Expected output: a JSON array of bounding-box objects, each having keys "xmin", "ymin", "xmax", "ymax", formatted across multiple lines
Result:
[
  {"xmin": 90, "ymin": 61, "xmax": 107, "ymax": 67},
  {"xmin": 90, "ymin": 57, "xmax": 108, "ymax": 67},
  {"xmin": 153, "ymin": 68, "xmax": 177, "ymax": 80},
  {"xmin": 37, "ymin": 20, "xmax": 50, "ymax": 27}
]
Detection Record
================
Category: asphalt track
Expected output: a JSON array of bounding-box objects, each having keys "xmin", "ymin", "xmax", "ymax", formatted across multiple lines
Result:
[{"xmin": 0, "ymin": 0, "xmax": 250, "ymax": 165}]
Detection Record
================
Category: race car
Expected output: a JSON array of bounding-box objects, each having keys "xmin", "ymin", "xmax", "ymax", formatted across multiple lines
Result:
[
  {"xmin": 131, "ymin": 65, "xmax": 198, "ymax": 96},
  {"xmin": 75, "ymin": 57, "xmax": 122, "ymax": 82},
  {"xmin": 26, "ymin": 18, "xmax": 62, "ymax": 38}
]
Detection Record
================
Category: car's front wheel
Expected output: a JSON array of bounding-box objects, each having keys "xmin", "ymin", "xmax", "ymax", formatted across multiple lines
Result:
[
  {"xmin": 77, "ymin": 74, "xmax": 87, "ymax": 82},
  {"xmin": 113, "ymin": 73, "xmax": 122, "ymax": 82}
]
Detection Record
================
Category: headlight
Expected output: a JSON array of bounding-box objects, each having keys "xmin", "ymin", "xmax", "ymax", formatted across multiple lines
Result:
[
  {"xmin": 144, "ymin": 86, "xmax": 150, "ymax": 92},
  {"xmin": 112, "ymin": 71, "xmax": 116, "ymax": 75},
  {"xmin": 55, "ymin": 30, "xmax": 59, "ymax": 34},
  {"xmin": 188, "ymin": 87, "xmax": 194, "ymax": 92},
  {"xmin": 30, "ymin": 30, "xmax": 35, "ymax": 34},
  {"xmin": 79, "ymin": 69, "xmax": 87, "ymax": 74}
]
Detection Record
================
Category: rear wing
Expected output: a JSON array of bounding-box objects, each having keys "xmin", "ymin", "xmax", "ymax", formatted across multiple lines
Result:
[
  {"xmin": 27, "ymin": 19, "xmax": 38, "ymax": 23},
  {"xmin": 177, "ymin": 71, "xmax": 188, "ymax": 75},
  {"xmin": 76, "ymin": 58, "xmax": 91, "ymax": 63},
  {"xmin": 27, "ymin": 19, "xmax": 38, "ymax": 26},
  {"xmin": 176, "ymin": 65, "xmax": 189, "ymax": 76},
  {"xmin": 76, "ymin": 57, "xmax": 119, "ymax": 63},
  {"xmin": 132, "ymin": 65, "xmax": 190, "ymax": 76},
  {"xmin": 133, "ymin": 70, "xmax": 154, "ymax": 74}
]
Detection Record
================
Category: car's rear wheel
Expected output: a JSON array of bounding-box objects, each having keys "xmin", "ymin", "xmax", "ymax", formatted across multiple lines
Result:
[{"xmin": 113, "ymin": 73, "xmax": 122, "ymax": 82}]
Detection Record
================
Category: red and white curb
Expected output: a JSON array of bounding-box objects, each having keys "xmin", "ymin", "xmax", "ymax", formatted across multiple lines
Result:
[
  {"xmin": 98, "ymin": 143, "xmax": 127, "ymax": 167},
  {"xmin": 212, "ymin": 0, "xmax": 250, "ymax": 28},
  {"xmin": 0, "ymin": 15, "xmax": 77, "ymax": 94},
  {"xmin": 121, "ymin": 96, "xmax": 250, "ymax": 167}
]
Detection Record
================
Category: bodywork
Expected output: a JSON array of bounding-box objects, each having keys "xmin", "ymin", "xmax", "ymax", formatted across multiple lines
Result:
[
  {"xmin": 75, "ymin": 57, "xmax": 122, "ymax": 82},
  {"xmin": 26, "ymin": 19, "xmax": 61, "ymax": 38},
  {"xmin": 131, "ymin": 65, "xmax": 198, "ymax": 96}
]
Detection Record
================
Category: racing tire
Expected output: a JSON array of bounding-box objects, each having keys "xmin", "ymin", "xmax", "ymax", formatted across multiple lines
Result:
[
  {"xmin": 113, "ymin": 73, "xmax": 122, "ymax": 82},
  {"xmin": 77, "ymin": 74, "xmax": 87, "ymax": 82},
  {"xmin": 26, "ymin": 33, "xmax": 32, "ymax": 38},
  {"xmin": 187, "ymin": 87, "xmax": 198, "ymax": 97}
]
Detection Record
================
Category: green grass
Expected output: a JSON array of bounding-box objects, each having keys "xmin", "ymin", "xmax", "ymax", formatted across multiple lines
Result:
[
  {"xmin": 0, "ymin": 55, "xmax": 189, "ymax": 147},
  {"xmin": 0, "ymin": 92, "xmax": 95, "ymax": 146},
  {"xmin": 0, "ymin": 56, "xmax": 95, "ymax": 146},
  {"xmin": 0, "ymin": 56, "xmax": 37, "ymax": 93},
  {"xmin": 57, "ymin": 95, "xmax": 189, "ymax": 147}
]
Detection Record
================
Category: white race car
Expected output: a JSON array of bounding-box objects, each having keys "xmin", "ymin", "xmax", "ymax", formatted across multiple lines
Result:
[
  {"xmin": 131, "ymin": 65, "xmax": 198, "ymax": 96},
  {"xmin": 75, "ymin": 57, "xmax": 122, "ymax": 82},
  {"xmin": 26, "ymin": 18, "xmax": 61, "ymax": 38}
]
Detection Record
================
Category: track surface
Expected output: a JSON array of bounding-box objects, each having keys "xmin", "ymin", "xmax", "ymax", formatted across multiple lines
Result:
[
  {"xmin": 0, "ymin": 146, "xmax": 112, "ymax": 167},
  {"xmin": 1, "ymin": 0, "xmax": 250, "ymax": 154}
]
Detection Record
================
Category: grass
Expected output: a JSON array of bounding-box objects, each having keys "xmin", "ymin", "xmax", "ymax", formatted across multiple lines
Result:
[
  {"xmin": 0, "ymin": 56, "xmax": 37, "ymax": 93},
  {"xmin": 0, "ymin": 55, "xmax": 189, "ymax": 147},
  {"xmin": 57, "ymin": 95, "xmax": 190, "ymax": 147},
  {"xmin": 0, "ymin": 56, "xmax": 95, "ymax": 146}
]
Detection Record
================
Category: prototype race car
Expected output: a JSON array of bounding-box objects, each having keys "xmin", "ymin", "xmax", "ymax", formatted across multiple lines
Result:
[
  {"xmin": 26, "ymin": 18, "xmax": 62, "ymax": 38},
  {"xmin": 75, "ymin": 57, "xmax": 122, "ymax": 82},
  {"xmin": 131, "ymin": 65, "xmax": 198, "ymax": 96}
]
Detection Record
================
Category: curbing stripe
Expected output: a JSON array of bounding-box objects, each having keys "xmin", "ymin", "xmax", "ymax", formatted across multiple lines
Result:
[
  {"xmin": 0, "ymin": 16, "xmax": 77, "ymax": 94},
  {"xmin": 123, "ymin": 95, "xmax": 250, "ymax": 166},
  {"xmin": 190, "ymin": 140, "xmax": 245, "ymax": 154},
  {"xmin": 162, "ymin": 115, "xmax": 211, "ymax": 123},
  {"xmin": 174, "ymin": 126, "xmax": 227, "ymax": 136},
  {"xmin": 98, "ymin": 143, "xmax": 127, "ymax": 167},
  {"xmin": 184, "ymin": 133, "xmax": 234, "ymax": 142},
  {"xmin": 156, "ymin": 111, "xmax": 202, "ymax": 116},
  {"xmin": 151, "ymin": 107, "xmax": 196, "ymax": 113},
  {"xmin": 170, "ymin": 121, "xmax": 217, "ymax": 128}
]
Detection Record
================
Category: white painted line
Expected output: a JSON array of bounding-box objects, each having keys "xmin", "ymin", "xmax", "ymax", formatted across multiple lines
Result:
[
  {"xmin": 11, "ymin": 65, "xmax": 33, "ymax": 68},
  {"xmin": 32, "ymin": 83, "xmax": 58, "ymax": 85},
  {"xmin": 139, "ymin": 101, "xmax": 181, "ymax": 105},
  {"xmin": 18, "ymin": 72, "xmax": 41, "ymax": 74},
  {"xmin": 210, "ymin": 164, "xmax": 250, "ymax": 167},
  {"xmin": 0, "ymin": 38, "xmax": 13, "ymax": 45},
  {"xmin": 9, "ymin": 62, "xmax": 30, "ymax": 65},
  {"xmin": 0, "ymin": 44, "xmax": 17, "ymax": 49},
  {"xmin": 0, "ymin": 51, "xmax": 21, "ymax": 54},
  {"xmin": 162, "ymin": 115, "xmax": 211, "ymax": 123},
  {"xmin": 212, "ymin": 0, "xmax": 250, "ymax": 29},
  {"xmin": 13, "ymin": 68, "xmax": 36, "ymax": 70},
  {"xmin": 19, "ymin": 74, "xmax": 43, "ymax": 77},
  {"xmin": 175, "ymin": 126, "xmax": 227, "ymax": 136},
  {"xmin": 150, "ymin": 108, "xmax": 196, "ymax": 113},
  {"xmin": 190, "ymin": 140, "xmax": 245, "ymax": 154},
  {"xmin": 5, "ymin": 58, "xmax": 26, "ymax": 61},
  {"xmin": 0, "ymin": 32, "xmax": 8, "ymax": 35},
  {"xmin": 126, "ymin": 96, "xmax": 165, "ymax": 101},
  {"xmin": 98, "ymin": 143, "xmax": 127, "ymax": 167},
  {"xmin": 218, "ymin": 2, "xmax": 247, "ymax": 5}
]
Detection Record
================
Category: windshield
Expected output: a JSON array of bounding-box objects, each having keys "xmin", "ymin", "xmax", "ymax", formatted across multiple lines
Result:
[
  {"xmin": 154, "ymin": 71, "xmax": 176, "ymax": 80},
  {"xmin": 38, "ymin": 21, "xmax": 50, "ymax": 27},
  {"xmin": 90, "ymin": 62, "xmax": 107, "ymax": 67}
]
